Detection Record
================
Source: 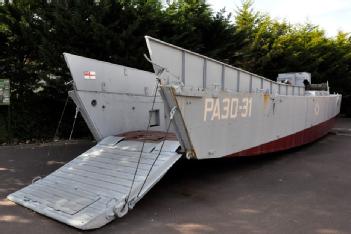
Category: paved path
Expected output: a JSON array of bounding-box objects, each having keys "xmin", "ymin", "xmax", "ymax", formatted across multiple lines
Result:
[{"xmin": 1, "ymin": 119, "xmax": 351, "ymax": 234}]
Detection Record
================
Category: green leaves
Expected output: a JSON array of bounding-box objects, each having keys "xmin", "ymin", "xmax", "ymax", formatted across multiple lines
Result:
[{"xmin": 0, "ymin": 0, "xmax": 351, "ymax": 142}]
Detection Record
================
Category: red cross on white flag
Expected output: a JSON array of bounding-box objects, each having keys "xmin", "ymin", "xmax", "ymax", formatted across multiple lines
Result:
[{"xmin": 84, "ymin": 71, "xmax": 96, "ymax": 80}]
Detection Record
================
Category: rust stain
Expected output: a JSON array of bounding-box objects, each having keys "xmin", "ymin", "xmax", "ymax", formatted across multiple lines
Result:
[
  {"xmin": 118, "ymin": 130, "xmax": 177, "ymax": 142},
  {"xmin": 263, "ymin": 94, "xmax": 270, "ymax": 108}
]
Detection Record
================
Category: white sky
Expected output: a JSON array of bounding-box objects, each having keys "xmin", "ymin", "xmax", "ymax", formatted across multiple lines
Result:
[{"xmin": 207, "ymin": 0, "xmax": 351, "ymax": 37}]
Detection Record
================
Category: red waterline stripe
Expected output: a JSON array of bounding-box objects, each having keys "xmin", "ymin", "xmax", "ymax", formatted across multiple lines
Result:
[{"xmin": 227, "ymin": 117, "xmax": 336, "ymax": 157}]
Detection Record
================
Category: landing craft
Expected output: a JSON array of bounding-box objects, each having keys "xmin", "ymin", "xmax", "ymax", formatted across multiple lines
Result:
[
  {"xmin": 7, "ymin": 37, "xmax": 341, "ymax": 229},
  {"xmin": 145, "ymin": 36, "xmax": 341, "ymax": 158},
  {"xmin": 63, "ymin": 53, "xmax": 167, "ymax": 141}
]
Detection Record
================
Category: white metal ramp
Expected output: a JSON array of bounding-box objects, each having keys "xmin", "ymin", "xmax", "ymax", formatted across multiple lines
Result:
[{"xmin": 7, "ymin": 136, "xmax": 181, "ymax": 230}]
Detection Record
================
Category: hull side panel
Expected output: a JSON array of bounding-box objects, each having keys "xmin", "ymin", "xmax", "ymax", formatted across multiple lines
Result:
[
  {"xmin": 229, "ymin": 116, "xmax": 336, "ymax": 157},
  {"xmin": 64, "ymin": 53, "xmax": 170, "ymax": 141},
  {"xmin": 70, "ymin": 91, "xmax": 168, "ymax": 140},
  {"xmin": 172, "ymin": 91, "xmax": 341, "ymax": 159}
]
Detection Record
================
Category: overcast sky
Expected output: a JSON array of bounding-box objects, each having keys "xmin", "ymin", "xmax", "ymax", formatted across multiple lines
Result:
[{"xmin": 207, "ymin": 0, "xmax": 351, "ymax": 37}]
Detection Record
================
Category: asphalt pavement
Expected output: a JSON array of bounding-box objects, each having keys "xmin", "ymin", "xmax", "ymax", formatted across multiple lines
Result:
[{"xmin": 0, "ymin": 118, "xmax": 351, "ymax": 234}]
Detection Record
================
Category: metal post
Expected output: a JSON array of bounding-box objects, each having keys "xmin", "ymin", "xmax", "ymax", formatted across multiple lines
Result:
[
  {"xmin": 203, "ymin": 59, "xmax": 207, "ymax": 89},
  {"xmin": 181, "ymin": 51, "xmax": 185, "ymax": 84},
  {"xmin": 221, "ymin": 65, "xmax": 225, "ymax": 90},
  {"xmin": 270, "ymin": 81, "xmax": 273, "ymax": 94},
  {"xmin": 249, "ymin": 75, "xmax": 253, "ymax": 93},
  {"xmin": 237, "ymin": 70, "xmax": 240, "ymax": 92}
]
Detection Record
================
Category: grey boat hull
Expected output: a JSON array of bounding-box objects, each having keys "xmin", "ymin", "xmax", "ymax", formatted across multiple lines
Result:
[
  {"xmin": 145, "ymin": 36, "xmax": 341, "ymax": 159},
  {"xmin": 64, "ymin": 53, "xmax": 171, "ymax": 141}
]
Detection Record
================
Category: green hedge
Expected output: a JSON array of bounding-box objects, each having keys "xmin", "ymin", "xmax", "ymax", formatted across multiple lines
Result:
[{"xmin": 1, "ymin": 0, "xmax": 350, "ymax": 143}]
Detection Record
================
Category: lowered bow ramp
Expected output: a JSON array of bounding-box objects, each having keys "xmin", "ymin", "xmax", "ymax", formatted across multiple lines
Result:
[{"xmin": 7, "ymin": 137, "xmax": 181, "ymax": 230}]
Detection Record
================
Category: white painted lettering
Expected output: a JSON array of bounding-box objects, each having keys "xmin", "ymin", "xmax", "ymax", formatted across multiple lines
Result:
[
  {"xmin": 230, "ymin": 98, "xmax": 239, "ymax": 119},
  {"xmin": 204, "ymin": 98, "xmax": 214, "ymax": 121},
  {"xmin": 221, "ymin": 98, "xmax": 230, "ymax": 119},
  {"xmin": 203, "ymin": 97, "xmax": 253, "ymax": 121},
  {"xmin": 212, "ymin": 99, "xmax": 221, "ymax": 120},
  {"xmin": 241, "ymin": 98, "xmax": 249, "ymax": 117}
]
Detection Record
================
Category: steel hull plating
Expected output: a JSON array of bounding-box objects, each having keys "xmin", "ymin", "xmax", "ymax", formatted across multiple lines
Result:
[
  {"xmin": 229, "ymin": 117, "xmax": 336, "ymax": 157},
  {"xmin": 64, "ymin": 53, "xmax": 169, "ymax": 141},
  {"xmin": 161, "ymin": 89, "xmax": 341, "ymax": 159}
]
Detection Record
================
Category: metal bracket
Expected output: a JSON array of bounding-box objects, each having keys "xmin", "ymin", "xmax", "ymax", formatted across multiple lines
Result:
[
  {"xmin": 144, "ymin": 54, "xmax": 183, "ymax": 86},
  {"xmin": 144, "ymin": 54, "xmax": 165, "ymax": 77},
  {"xmin": 169, "ymin": 106, "xmax": 177, "ymax": 120},
  {"xmin": 32, "ymin": 176, "xmax": 42, "ymax": 184}
]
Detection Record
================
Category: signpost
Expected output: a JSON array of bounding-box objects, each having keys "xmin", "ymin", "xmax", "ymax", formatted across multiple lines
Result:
[
  {"xmin": 0, "ymin": 79, "xmax": 11, "ymax": 143},
  {"xmin": 0, "ymin": 79, "xmax": 10, "ymax": 105}
]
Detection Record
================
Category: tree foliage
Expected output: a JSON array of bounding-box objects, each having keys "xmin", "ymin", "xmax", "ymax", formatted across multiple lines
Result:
[{"xmin": 0, "ymin": 0, "xmax": 350, "ymax": 142}]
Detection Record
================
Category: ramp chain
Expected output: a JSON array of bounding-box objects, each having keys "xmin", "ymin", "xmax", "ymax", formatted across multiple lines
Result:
[
  {"xmin": 122, "ymin": 78, "xmax": 161, "ymax": 212},
  {"xmin": 53, "ymin": 95, "xmax": 69, "ymax": 141},
  {"xmin": 69, "ymin": 106, "xmax": 79, "ymax": 140},
  {"xmin": 135, "ymin": 106, "xmax": 177, "ymax": 201}
]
